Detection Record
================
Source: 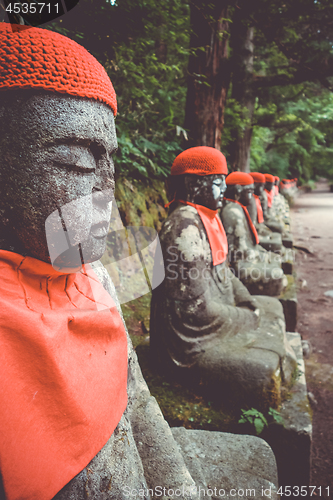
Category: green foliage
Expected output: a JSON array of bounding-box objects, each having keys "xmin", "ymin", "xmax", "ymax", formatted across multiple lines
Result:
[
  {"xmin": 47, "ymin": 0, "xmax": 333, "ymax": 182},
  {"xmin": 238, "ymin": 408, "xmax": 268, "ymax": 435},
  {"xmin": 268, "ymin": 407, "xmax": 285, "ymax": 426},
  {"xmin": 49, "ymin": 0, "xmax": 190, "ymax": 180},
  {"xmin": 238, "ymin": 407, "xmax": 285, "ymax": 435},
  {"xmin": 250, "ymin": 86, "xmax": 333, "ymax": 181}
]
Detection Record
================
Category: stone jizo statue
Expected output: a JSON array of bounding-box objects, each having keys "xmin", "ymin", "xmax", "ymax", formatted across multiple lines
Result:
[
  {"xmin": 271, "ymin": 175, "xmax": 291, "ymax": 229},
  {"xmin": 150, "ymin": 147, "xmax": 296, "ymax": 410},
  {"xmin": 0, "ymin": 23, "xmax": 203, "ymax": 500},
  {"xmin": 221, "ymin": 172, "xmax": 285, "ymax": 296},
  {"xmin": 260, "ymin": 173, "xmax": 286, "ymax": 234},
  {"xmin": 248, "ymin": 172, "xmax": 283, "ymax": 253}
]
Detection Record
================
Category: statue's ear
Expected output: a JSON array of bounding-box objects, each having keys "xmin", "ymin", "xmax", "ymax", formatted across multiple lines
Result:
[
  {"xmin": 235, "ymin": 184, "xmax": 243, "ymax": 196},
  {"xmin": 184, "ymin": 175, "xmax": 200, "ymax": 200}
]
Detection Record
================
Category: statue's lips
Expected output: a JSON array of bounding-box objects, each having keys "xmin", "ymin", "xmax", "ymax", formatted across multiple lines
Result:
[{"xmin": 90, "ymin": 222, "xmax": 109, "ymax": 239}]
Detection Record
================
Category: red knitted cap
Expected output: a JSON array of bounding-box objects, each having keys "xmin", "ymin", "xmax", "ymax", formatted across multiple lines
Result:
[
  {"xmin": 250, "ymin": 172, "xmax": 265, "ymax": 184},
  {"xmin": 226, "ymin": 172, "xmax": 254, "ymax": 186},
  {"xmin": 0, "ymin": 23, "xmax": 117, "ymax": 115},
  {"xmin": 264, "ymin": 173, "xmax": 275, "ymax": 183},
  {"xmin": 171, "ymin": 147, "xmax": 228, "ymax": 176},
  {"xmin": 275, "ymin": 176, "xmax": 280, "ymax": 182}
]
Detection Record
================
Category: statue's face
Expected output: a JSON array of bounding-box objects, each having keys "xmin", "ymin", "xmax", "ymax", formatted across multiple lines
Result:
[
  {"xmin": 254, "ymin": 182, "xmax": 264, "ymax": 196},
  {"xmin": 0, "ymin": 93, "xmax": 117, "ymax": 269},
  {"xmin": 239, "ymin": 184, "xmax": 254, "ymax": 207},
  {"xmin": 187, "ymin": 174, "xmax": 227, "ymax": 210},
  {"xmin": 265, "ymin": 181, "xmax": 274, "ymax": 192}
]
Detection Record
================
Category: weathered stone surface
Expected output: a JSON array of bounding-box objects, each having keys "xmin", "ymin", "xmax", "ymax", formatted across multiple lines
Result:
[
  {"xmin": 0, "ymin": 92, "xmax": 117, "ymax": 268},
  {"xmin": 172, "ymin": 428, "xmax": 279, "ymax": 500},
  {"xmin": 264, "ymin": 332, "xmax": 312, "ymax": 488},
  {"xmin": 221, "ymin": 201, "xmax": 285, "ymax": 296},
  {"xmin": 279, "ymin": 275, "xmax": 298, "ymax": 332},
  {"xmin": 151, "ymin": 202, "xmax": 297, "ymax": 409},
  {"xmin": 248, "ymin": 196, "xmax": 283, "ymax": 253},
  {"xmin": 260, "ymin": 191, "xmax": 286, "ymax": 235},
  {"xmin": 0, "ymin": 93, "xmax": 200, "ymax": 500}
]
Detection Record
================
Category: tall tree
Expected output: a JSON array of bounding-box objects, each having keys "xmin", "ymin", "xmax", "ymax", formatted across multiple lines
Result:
[
  {"xmin": 227, "ymin": 0, "xmax": 333, "ymax": 171},
  {"xmin": 227, "ymin": 2, "xmax": 255, "ymax": 171},
  {"xmin": 184, "ymin": 0, "xmax": 229, "ymax": 149}
]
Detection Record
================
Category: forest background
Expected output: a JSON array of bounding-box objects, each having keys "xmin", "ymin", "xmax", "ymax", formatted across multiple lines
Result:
[{"xmin": 43, "ymin": 0, "xmax": 333, "ymax": 189}]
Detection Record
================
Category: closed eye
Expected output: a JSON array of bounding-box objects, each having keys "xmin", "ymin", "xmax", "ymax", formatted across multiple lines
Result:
[{"xmin": 53, "ymin": 161, "xmax": 96, "ymax": 174}]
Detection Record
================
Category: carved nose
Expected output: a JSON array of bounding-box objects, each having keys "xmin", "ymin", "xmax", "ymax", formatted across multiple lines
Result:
[{"xmin": 92, "ymin": 188, "xmax": 113, "ymax": 204}]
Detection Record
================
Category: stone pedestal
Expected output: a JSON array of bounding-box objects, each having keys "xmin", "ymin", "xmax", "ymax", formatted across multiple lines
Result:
[
  {"xmin": 172, "ymin": 428, "xmax": 279, "ymax": 500},
  {"xmin": 279, "ymin": 275, "xmax": 298, "ymax": 332},
  {"xmin": 263, "ymin": 332, "xmax": 312, "ymax": 489}
]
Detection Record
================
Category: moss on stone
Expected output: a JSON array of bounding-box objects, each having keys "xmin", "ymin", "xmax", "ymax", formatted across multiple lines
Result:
[
  {"xmin": 279, "ymin": 273, "xmax": 297, "ymax": 301},
  {"xmin": 262, "ymin": 371, "xmax": 281, "ymax": 410},
  {"xmin": 115, "ymin": 176, "xmax": 168, "ymax": 231},
  {"xmin": 135, "ymin": 344, "xmax": 237, "ymax": 432}
]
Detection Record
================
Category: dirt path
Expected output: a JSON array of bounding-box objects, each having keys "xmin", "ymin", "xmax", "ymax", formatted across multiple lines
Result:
[{"xmin": 291, "ymin": 181, "xmax": 333, "ymax": 494}]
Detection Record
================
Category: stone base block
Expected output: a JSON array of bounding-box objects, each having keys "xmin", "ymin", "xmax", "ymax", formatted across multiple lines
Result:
[
  {"xmin": 264, "ymin": 332, "xmax": 312, "ymax": 488},
  {"xmin": 172, "ymin": 427, "xmax": 279, "ymax": 500},
  {"xmin": 281, "ymin": 259, "xmax": 293, "ymax": 275},
  {"xmin": 259, "ymin": 233, "xmax": 283, "ymax": 253},
  {"xmin": 282, "ymin": 234, "xmax": 293, "ymax": 249},
  {"xmin": 279, "ymin": 275, "xmax": 298, "ymax": 332}
]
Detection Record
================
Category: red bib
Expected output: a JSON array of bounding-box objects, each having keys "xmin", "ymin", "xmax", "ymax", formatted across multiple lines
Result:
[
  {"xmin": 0, "ymin": 251, "xmax": 128, "ymax": 500},
  {"xmin": 225, "ymin": 199, "xmax": 259, "ymax": 245},
  {"xmin": 265, "ymin": 189, "xmax": 274, "ymax": 208},
  {"xmin": 254, "ymin": 195, "xmax": 264, "ymax": 224},
  {"xmin": 178, "ymin": 201, "xmax": 228, "ymax": 265}
]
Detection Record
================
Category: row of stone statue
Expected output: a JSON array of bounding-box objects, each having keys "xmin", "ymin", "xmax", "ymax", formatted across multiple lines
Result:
[
  {"xmin": 150, "ymin": 146, "xmax": 298, "ymax": 410},
  {"xmin": 0, "ymin": 24, "xmax": 286, "ymax": 499}
]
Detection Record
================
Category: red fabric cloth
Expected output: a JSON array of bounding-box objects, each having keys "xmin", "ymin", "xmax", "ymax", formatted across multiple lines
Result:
[
  {"xmin": 226, "ymin": 171, "xmax": 253, "ymax": 186},
  {"xmin": 171, "ymin": 147, "xmax": 228, "ymax": 176},
  {"xmin": 250, "ymin": 172, "xmax": 265, "ymax": 183},
  {"xmin": 0, "ymin": 251, "xmax": 128, "ymax": 500},
  {"xmin": 178, "ymin": 201, "xmax": 228, "ymax": 265},
  {"xmin": 253, "ymin": 195, "xmax": 264, "ymax": 224},
  {"xmin": 225, "ymin": 199, "xmax": 259, "ymax": 245},
  {"xmin": 265, "ymin": 189, "xmax": 274, "ymax": 208},
  {"xmin": 0, "ymin": 23, "xmax": 117, "ymax": 115}
]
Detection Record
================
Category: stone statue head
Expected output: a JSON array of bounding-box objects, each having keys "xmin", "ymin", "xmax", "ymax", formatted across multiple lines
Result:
[
  {"xmin": 225, "ymin": 172, "xmax": 254, "ymax": 207},
  {"xmin": 254, "ymin": 182, "xmax": 264, "ymax": 196},
  {"xmin": 0, "ymin": 91, "xmax": 117, "ymax": 269},
  {"xmin": 249, "ymin": 172, "xmax": 265, "ymax": 197},
  {"xmin": 169, "ymin": 174, "xmax": 227, "ymax": 210},
  {"xmin": 0, "ymin": 24, "xmax": 117, "ymax": 271},
  {"xmin": 169, "ymin": 146, "xmax": 228, "ymax": 210},
  {"xmin": 264, "ymin": 174, "xmax": 275, "ymax": 192}
]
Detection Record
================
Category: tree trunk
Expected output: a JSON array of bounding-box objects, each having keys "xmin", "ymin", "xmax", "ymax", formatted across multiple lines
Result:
[
  {"xmin": 184, "ymin": 0, "xmax": 230, "ymax": 150},
  {"xmin": 228, "ymin": 18, "xmax": 255, "ymax": 172}
]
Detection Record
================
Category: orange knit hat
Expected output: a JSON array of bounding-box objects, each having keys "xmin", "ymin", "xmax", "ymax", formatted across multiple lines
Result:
[
  {"xmin": 264, "ymin": 173, "xmax": 275, "ymax": 183},
  {"xmin": 0, "ymin": 23, "xmax": 117, "ymax": 115},
  {"xmin": 226, "ymin": 172, "xmax": 254, "ymax": 186},
  {"xmin": 250, "ymin": 172, "xmax": 265, "ymax": 184},
  {"xmin": 275, "ymin": 176, "xmax": 280, "ymax": 182},
  {"xmin": 171, "ymin": 146, "xmax": 228, "ymax": 176}
]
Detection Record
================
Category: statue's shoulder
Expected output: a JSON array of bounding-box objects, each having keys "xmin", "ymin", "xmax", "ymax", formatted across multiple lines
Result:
[
  {"xmin": 160, "ymin": 205, "xmax": 211, "ymax": 265},
  {"xmin": 160, "ymin": 204, "xmax": 203, "ymax": 241},
  {"xmin": 221, "ymin": 201, "xmax": 244, "ymax": 226}
]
